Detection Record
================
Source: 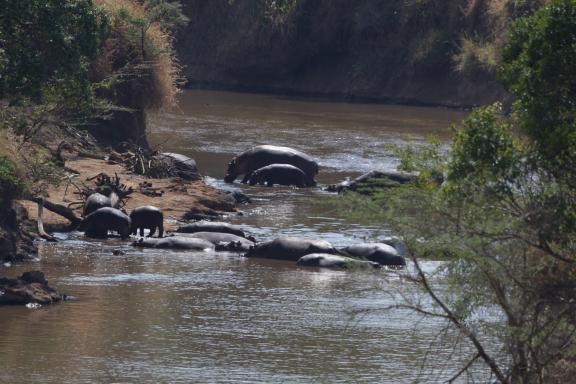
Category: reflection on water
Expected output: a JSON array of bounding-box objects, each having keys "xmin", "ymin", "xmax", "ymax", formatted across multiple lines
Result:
[{"xmin": 0, "ymin": 90, "xmax": 478, "ymax": 383}]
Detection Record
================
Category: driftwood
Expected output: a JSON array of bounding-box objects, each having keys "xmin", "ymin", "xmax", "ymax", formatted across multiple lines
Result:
[
  {"xmin": 35, "ymin": 199, "xmax": 59, "ymax": 242},
  {"xmin": 29, "ymin": 197, "xmax": 82, "ymax": 226}
]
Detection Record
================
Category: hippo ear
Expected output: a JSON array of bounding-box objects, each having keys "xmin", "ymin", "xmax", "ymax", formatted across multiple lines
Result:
[{"xmin": 138, "ymin": 238, "xmax": 144, "ymax": 243}]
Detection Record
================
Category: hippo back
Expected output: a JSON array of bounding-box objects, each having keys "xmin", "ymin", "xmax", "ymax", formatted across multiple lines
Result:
[
  {"xmin": 132, "ymin": 236, "xmax": 215, "ymax": 250},
  {"xmin": 245, "ymin": 237, "xmax": 336, "ymax": 261},
  {"xmin": 84, "ymin": 193, "xmax": 112, "ymax": 216},
  {"xmin": 249, "ymin": 164, "xmax": 307, "ymax": 187},
  {"xmin": 81, "ymin": 207, "xmax": 131, "ymax": 238},
  {"xmin": 226, "ymin": 145, "xmax": 318, "ymax": 184},
  {"xmin": 184, "ymin": 232, "xmax": 254, "ymax": 252},
  {"xmin": 341, "ymin": 243, "xmax": 406, "ymax": 266},
  {"xmin": 176, "ymin": 221, "xmax": 246, "ymax": 238},
  {"xmin": 246, "ymin": 146, "xmax": 318, "ymax": 176}
]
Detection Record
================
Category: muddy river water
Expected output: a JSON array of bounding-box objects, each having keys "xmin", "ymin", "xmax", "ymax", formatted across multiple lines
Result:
[{"xmin": 0, "ymin": 90, "xmax": 475, "ymax": 383}]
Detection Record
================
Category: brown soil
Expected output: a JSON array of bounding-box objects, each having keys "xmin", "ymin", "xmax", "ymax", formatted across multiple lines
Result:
[{"xmin": 18, "ymin": 155, "xmax": 236, "ymax": 232}]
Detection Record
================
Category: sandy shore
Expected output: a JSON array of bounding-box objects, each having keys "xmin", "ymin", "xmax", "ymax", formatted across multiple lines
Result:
[{"xmin": 19, "ymin": 156, "xmax": 237, "ymax": 232}]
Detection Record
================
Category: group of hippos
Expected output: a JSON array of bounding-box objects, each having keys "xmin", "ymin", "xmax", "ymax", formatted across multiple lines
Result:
[{"xmin": 77, "ymin": 145, "xmax": 407, "ymax": 270}]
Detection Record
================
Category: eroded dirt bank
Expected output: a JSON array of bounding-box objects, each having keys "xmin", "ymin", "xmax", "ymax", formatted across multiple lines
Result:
[{"xmin": 176, "ymin": 0, "xmax": 514, "ymax": 108}]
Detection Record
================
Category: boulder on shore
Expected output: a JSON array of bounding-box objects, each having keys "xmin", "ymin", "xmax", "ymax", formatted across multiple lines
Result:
[{"xmin": 0, "ymin": 271, "xmax": 64, "ymax": 305}]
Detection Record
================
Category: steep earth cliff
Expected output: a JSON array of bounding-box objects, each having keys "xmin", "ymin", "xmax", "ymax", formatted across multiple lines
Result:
[{"xmin": 177, "ymin": 0, "xmax": 542, "ymax": 107}]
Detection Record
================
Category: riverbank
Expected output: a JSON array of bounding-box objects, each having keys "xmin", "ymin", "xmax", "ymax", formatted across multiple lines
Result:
[
  {"xmin": 175, "ymin": 0, "xmax": 545, "ymax": 108},
  {"xmin": 17, "ymin": 155, "xmax": 237, "ymax": 233}
]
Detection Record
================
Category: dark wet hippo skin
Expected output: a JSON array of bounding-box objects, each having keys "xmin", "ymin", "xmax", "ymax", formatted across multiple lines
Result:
[
  {"xmin": 130, "ymin": 206, "xmax": 164, "ymax": 237},
  {"xmin": 79, "ymin": 207, "xmax": 131, "ymax": 239},
  {"xmin": 224, "ymin": 145, "xmax": 318, "ymax": 186},
  {"xmin": 176, "ymin": 221, "xmax": 247, "ymax": 238},
  {"xmin": 84, "ymin": 193, "xmax": 115, "ymax": 216},
  {"xmin": 296, "ymin": 253, "xmax": 381, "ymax": 270},
  {"xmin": 248, "ymin": 164, "xmax": 308, "ymax": 187},
  {"xmin": 132, "ymin": 237, "xmax": 215, "ymax": 251},
  {"xmin": 340, "ymin": 243, "xmax": 406, "ymax": 266},
  {"xmin": 245, "ymin": 237, "xmax": 336, "ymax": 261},
  {"xmin": 179, "ymin": 232, "xmax": 255, "ymax": 252}
]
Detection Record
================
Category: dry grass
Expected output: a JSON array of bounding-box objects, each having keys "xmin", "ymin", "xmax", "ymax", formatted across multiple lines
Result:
[
  {"xmin": 453, "ymin": 36, "xmax": 499, "ymax": 76},
  {"xmin": 93, "ymin": 0, "xmax": 183, "ymax": 111}
]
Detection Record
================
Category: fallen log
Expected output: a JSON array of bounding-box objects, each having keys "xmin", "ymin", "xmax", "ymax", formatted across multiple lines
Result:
[
  {"xmin": 28, "ymin": 197, "xmax": 82, "ymax": 226},
  {"xmin": 36, "ymin": 199, "xmax": 58, "ymax": 242}
]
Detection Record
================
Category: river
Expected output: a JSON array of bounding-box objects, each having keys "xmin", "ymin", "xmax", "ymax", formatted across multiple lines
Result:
[{"xmin": 0, "ymin": 90, "xmax": 473, "ymax": 383}]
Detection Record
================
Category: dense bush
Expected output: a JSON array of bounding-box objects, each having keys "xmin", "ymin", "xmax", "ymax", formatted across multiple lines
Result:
[{"xmin": 343, "ymin": 1, "xmax": 576, "ymax": 382}]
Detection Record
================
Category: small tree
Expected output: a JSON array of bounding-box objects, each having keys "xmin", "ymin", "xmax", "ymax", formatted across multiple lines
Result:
[{"xmin": 343, "ymin": 1, "xmax": 576, "ymax": 382}]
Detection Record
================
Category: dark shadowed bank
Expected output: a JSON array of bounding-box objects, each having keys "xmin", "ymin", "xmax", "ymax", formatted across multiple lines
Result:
[{"xmin": 176, "ymin": 0, "xmax": 545, "ymax": 107}]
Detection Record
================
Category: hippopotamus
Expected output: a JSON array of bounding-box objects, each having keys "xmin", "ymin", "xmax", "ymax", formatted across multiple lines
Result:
[
  {"xmin": 180, "ymin": 232, "xmax": 255, "ymax": 252},
  {"xmin": 326, "ymin": 171, "xmax": 419, "ymax": 194},
  {"xmin": 245, "ymin": 237, "xmax": 336, "ymax": 261},
  {"xmin": 132, "ymin": 237, "xmax": 215, "ymax": 251},
  {"xmin": 224, "ymin": 145, "xmax": 318, "ymax": 186},
  {"xmin": 297, "ymin": 254, "xmax": 381, "ymax": 270},
  {"xmin": 78, "ymin": 207, "xmax": 131, "ymax": 239},
  {"xmin": 248, "ymin": 164, "xmax": 308, "ymax": 187},
  {"xmin": 83, "ymin": 192, "xmax": 119, "ymax": 216},
  {"xmin": 130, "ymin": 206, "xmax": 164, "ymax": 237},
  {"xmin": 176, "ymin": 221, "xmax": 248, "ymax": 238},
  {"xmin": 154, "ymin": 152, "xmax": 201, "ymax": 181},
  {"xmin": 340, "ymin": 243, "xmax": 406, "ymax": 266}
]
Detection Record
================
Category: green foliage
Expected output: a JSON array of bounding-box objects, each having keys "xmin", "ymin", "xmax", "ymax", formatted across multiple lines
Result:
[
  {"xmin": 0, "ymin": 0, "xmax": 109, "ymax": 102},
  {"xmin": 0, "ymin": 156, "xmax": 23, "ymax": 210},
  {"xmin": 340, "ymin": 2, "xmax": 576, "ymax": 381},
  {"xmin": 144, "ymin": 0, "xmax": 189, "ymax": 33},
  {"xmin": 501, "ymin": 0, "xmax": 576, "ymax": 169},
  {"xmin": 447, "ymin": 103, "xmax": 521, "ymax": 196},
  {"xmin": 453, "ymin": 36, "xmax": 499, "ymax": 76},
  {"xmin": 385, "ymin": 135, "xmax": 446, "ymax": 184}
]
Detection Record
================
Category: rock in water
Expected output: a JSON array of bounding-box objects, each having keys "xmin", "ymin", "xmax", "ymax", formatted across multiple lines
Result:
[{"xmin": 0, "ymin": 271, "xmax": 64, "ymax": 305}]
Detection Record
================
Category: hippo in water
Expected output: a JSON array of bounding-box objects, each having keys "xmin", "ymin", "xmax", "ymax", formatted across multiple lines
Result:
[
  {"xmin": 340, "ymin": 243, "xmax": 406, "ymax": 266},
  {"xmin": 132, "ymin": 237, "xmax": 215, "ymax": 251},
  {"xmin": 176, "ymin": 221, "xmax": 248, "ymax": 238},
  {"xmin": 245, "ymin": 237, "xmax": 336, "ymax": 261},
  {"xmin": 179, "ymin": 232, "xmax": 255, "ymax": 252},
  {"xmin": 297, "ymin": 254, "xmax": 381, "ymax": 270},
  {"xmin": 224, "ymin": 145, "xmax": 318, "ymax": 186},
  {"xmin": 78, "ymin": 207, "xmax": 131, "ymax": 239},
  {"xmin": 248, "ymin": 164, "xmax": 308, "ymax": 187}
]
